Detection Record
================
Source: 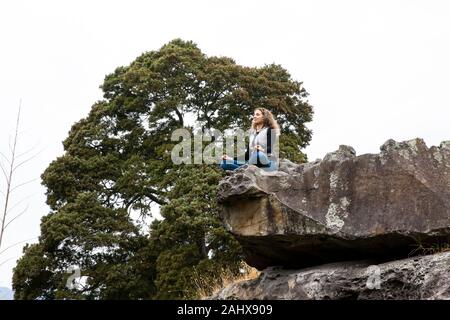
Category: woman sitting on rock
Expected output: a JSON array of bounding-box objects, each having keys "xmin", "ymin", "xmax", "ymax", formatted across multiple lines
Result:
[{"xmin": 220, "ymin": 107, "xmax": 280, "ymax": 172}]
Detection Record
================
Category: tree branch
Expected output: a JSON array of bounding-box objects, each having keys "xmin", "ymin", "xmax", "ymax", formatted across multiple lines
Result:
[
  {"xmin": 9, "ymin": 178, "xmax": 39, "ymax": 194},
  {"xmin": 8, "ymin": 135, "xmax": 14, "ymax": 156},
  {"xmin": 0, "ymin": 236, "xmax": 37, "ymax": 256},
  {"xmin": 4, "ymin": 204, "xmax": 29, "ymax": 230},
  {"xmin": 15, "ymin": 145, "xmax": 37, "ymax": 160},
  {"xmin": 124, "ymin": 186, "xmax": 166, "ymax": 212},
  {"xmin": 5, "ymin": 193, "xmax": 36, "ymax": 215},
  {"xmin": 1, "ymin": 101, "xmax": 22, "ymax": 250},
  {"xmin": 147, "ymin": 193, "xmax": 166, "ymax": 206},
  {"xmin": 12, "ymin": 148, "xmax": 45, "ymax": 173},
  {"xmin": 0, "ymin": 151, "xmax": 11, "ymax": 165},
  {"xmin": 0, "ymin": 256, "xmax": 17, "ymax": 267},
  {"xmin": 174, "ymin": 107, "xmax": 184, "ymax": 126},
  {"xmin": 0, "ymin": 162, "xmax": 9, "ymax": 184}
]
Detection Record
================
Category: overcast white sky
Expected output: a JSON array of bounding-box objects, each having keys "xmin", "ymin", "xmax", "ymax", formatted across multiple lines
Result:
[{"xmin": 1, "ymin": 0, "xmax": 449, "ymax": 291}]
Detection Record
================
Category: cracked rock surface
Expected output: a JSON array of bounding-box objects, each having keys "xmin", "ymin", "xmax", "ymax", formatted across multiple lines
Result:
[
  {"xmin": 212, "ymin": 252, "xmax": 450, "ymax": 300},
  {"xmin": 217, "ymin": 138, "xmax": 450, "ymax": 270}
]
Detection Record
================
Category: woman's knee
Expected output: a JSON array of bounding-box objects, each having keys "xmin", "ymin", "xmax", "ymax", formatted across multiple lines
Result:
[
  {"xmin": 220, "ymin": 162, "xmax": 229, "ymax": 170},
  {"xmin": 220, "ymin": 163, "xmax": 239, "ymax": 171}
]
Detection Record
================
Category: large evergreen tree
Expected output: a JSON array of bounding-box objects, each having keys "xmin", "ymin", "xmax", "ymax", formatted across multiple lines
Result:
[{"xmin": 12, "ymin": 39, "xmax": 313, "ymax": 299}]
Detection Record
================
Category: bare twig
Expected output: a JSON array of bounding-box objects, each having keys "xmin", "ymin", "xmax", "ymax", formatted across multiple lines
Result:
[
  {"xmin": 8, "ymin": 135, "xmax": 13, "ymax": 156},
  {"xmin": 15, "ymin": 145, "xmax": 40, "ymax": 160},
  {"xmin": 9, "ymin": 178, "xmax": 39, "ymax": 194},
  {"xmin": 12, "ymin": 148, "xmax": 45, "ymax": 173},
  {"xmin": 4, "ymin": 205, "xmax": 29, "ymax": 230},
  {"xmin": 0, "ymin": 237, "xmax": 37, "ymax": 256},
  {"xmin": 5, "ymin": 193, "xmax": 37, "ymax": 215},
  {"xmin": 1, "ymin": 101, "xmax": 23, "ymax": 250},
  {"xmin": 0, "ymin": 256, "xmax": 17, "ymax": 267},
  {"xmin": 0, "ymin": 102, "xmax": 41, "ymax": 273},
  {"xmin": 0, "ymin": 151, "xmax": 11, "ymax": 165},
  {"xmin": 0, "ymin": 162, "xmax": 9, "ymax": 184}
]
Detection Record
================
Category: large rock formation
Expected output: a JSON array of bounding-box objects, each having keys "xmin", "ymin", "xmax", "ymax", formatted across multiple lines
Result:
[
  {"xmin": 213, "ymin": 252, "xmax": 450, "ymax": 300},
  {"xmin": 217, "ymin": 138, "xmax": 450, "ymax": 270}
]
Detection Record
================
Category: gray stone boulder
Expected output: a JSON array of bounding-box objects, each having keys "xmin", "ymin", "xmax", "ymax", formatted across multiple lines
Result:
[
  {"xmin": 217, "ymin": 138, "xmax": 450, "ymax": 269},
  {"xmin": 212, "ymin": 251, "xmax": 450, "ymax": 300}
]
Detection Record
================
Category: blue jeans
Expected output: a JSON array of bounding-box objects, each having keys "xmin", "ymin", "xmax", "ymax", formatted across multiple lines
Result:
[{"xmin": 220, "ymin": 151, "xmax": 278, "ymax": 172}]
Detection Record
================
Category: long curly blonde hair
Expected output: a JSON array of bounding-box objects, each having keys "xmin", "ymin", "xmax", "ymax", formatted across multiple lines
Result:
[{"xmin": 251, "ymin": 108, "xmax": 280, "ymax": 132}]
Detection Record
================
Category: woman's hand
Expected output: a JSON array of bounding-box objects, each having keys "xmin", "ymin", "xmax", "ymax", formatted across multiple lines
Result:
[
  {"xmin": 222, "ymin": 154, "xmax": 232, "ymax": 160},
  {"xmin": 254, "ymin": 145, "xmax": 265, "ymax": 152}
]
